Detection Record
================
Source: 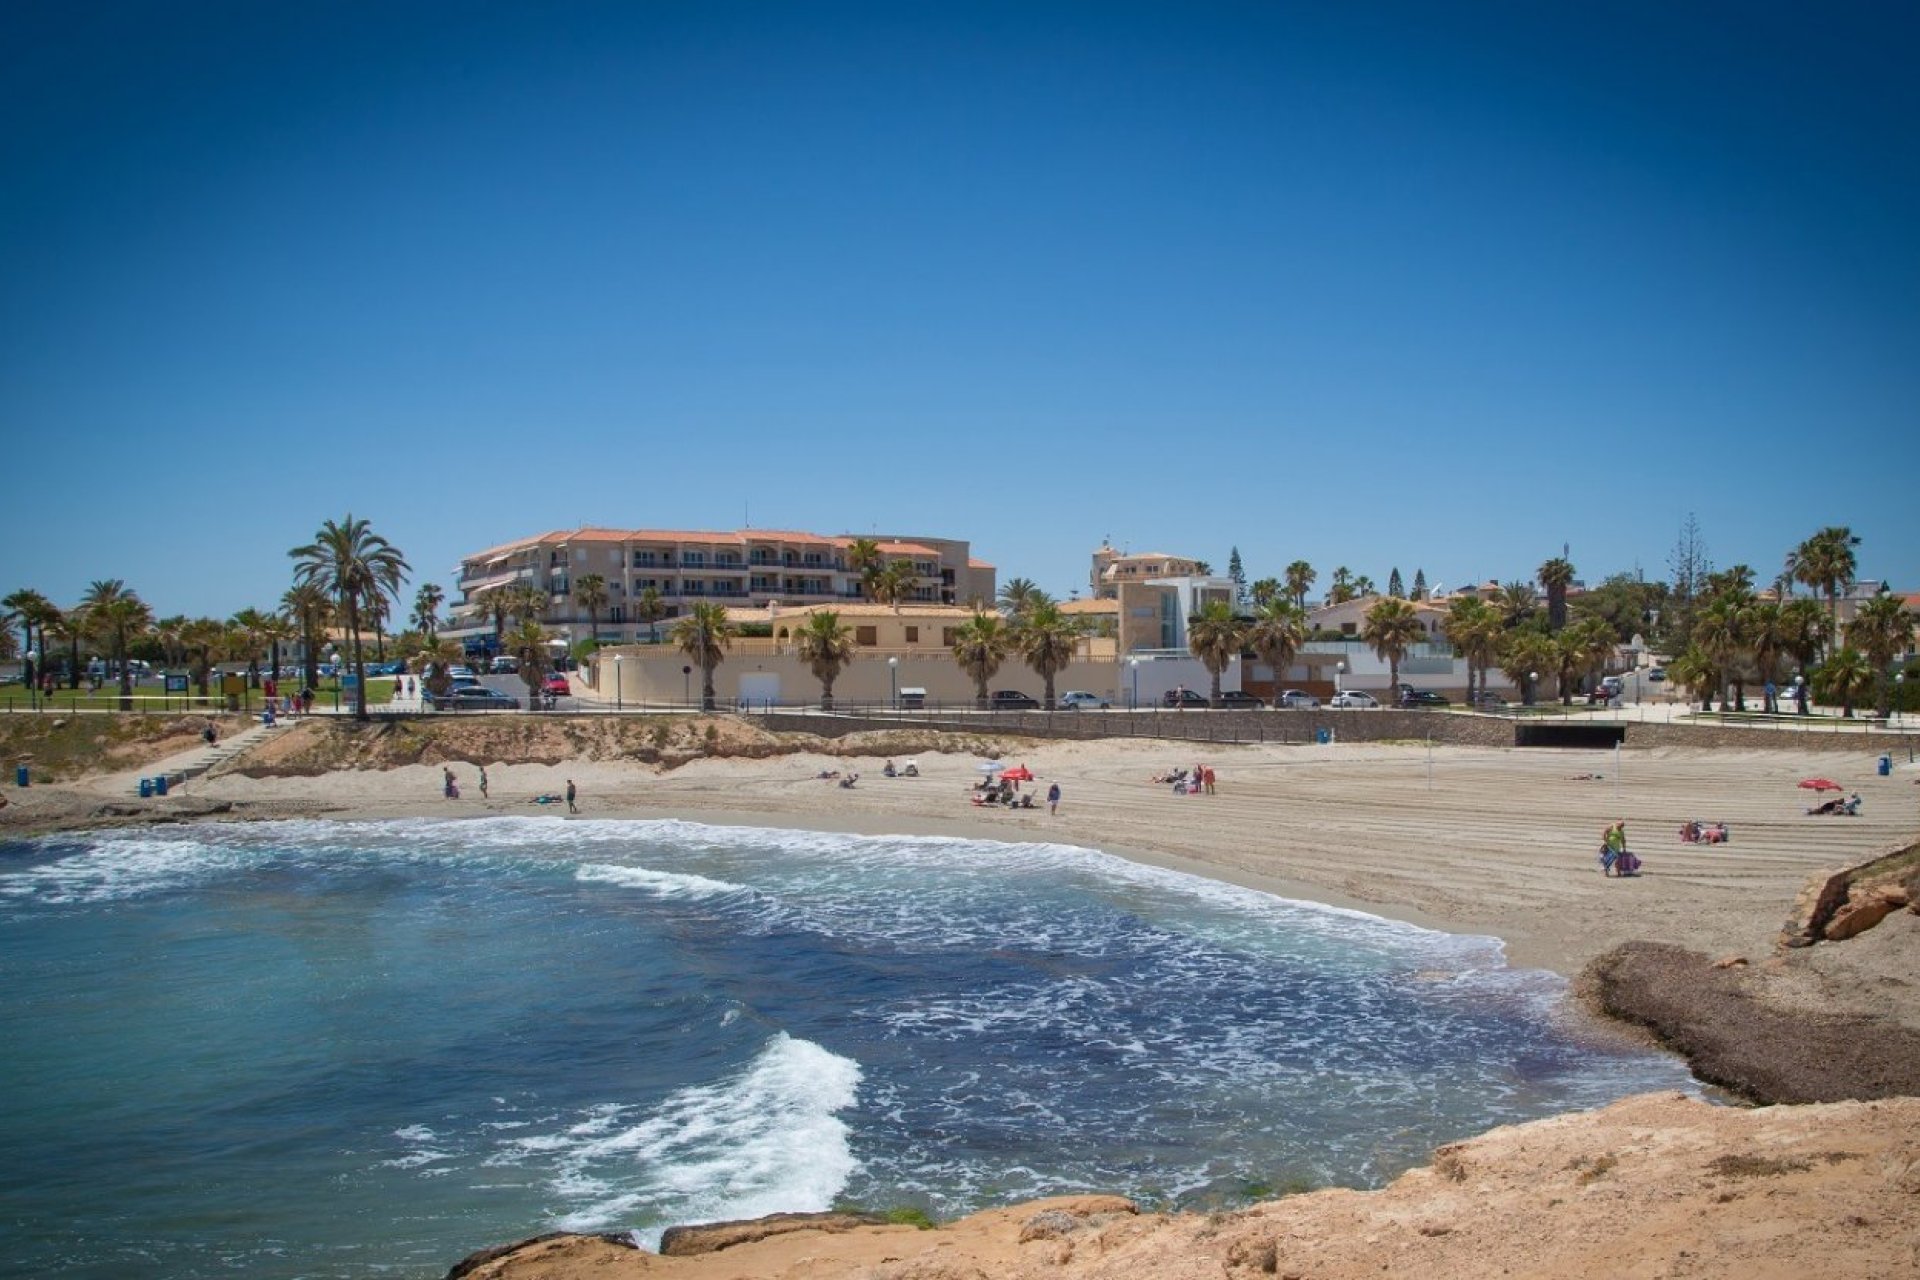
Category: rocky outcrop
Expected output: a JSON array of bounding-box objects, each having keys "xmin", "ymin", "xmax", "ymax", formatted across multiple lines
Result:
[
  {"xmin": 659, "ymin": 1211, "xmax": 888, "ymax": 1256},
  {"xmin": 445, "ymin": 1095, "xmax": 1920, "ymax": 1279},
  {"xmin": 1583, "ymin": 940, "xmax": 1920, "ymax": 1102},
  {"xmin": 1781, "ymin": 840, "xmax": 1920, "ymax": 947}
]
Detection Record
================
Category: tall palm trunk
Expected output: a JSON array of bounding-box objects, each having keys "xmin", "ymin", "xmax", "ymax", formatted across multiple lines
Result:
[{"xmin": 346, "ymin": 596, "xmax": 369, "ymax": 720}]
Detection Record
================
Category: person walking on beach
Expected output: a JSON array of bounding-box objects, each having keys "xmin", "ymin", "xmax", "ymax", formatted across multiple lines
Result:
[
  {"xmin": 1202, "ymin": 765, "xmax": 1216, "ymax": 795},
  {"xmin": 1601, "ymin": 820, "xmax": 1626, "ymax": 875},
  {"xmin": 1047, "ymin": 781, "xmax": 1061, "ymax": 815},
  {"xmin": 566, "ymin": 779, "xmax": 577, "ymax": 813},
  {"xmin": 478, "ymin": 766, "xmax": 489, "ymax": 799},
  {"xmin": 443, "ymin": 767, "xmax": 458, "ymax": 799}
]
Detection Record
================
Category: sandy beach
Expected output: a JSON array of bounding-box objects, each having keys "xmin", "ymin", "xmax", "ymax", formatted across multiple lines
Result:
[{"xmin": 109, "ymin": 730, "xmax": 1916, "ymax": 979}]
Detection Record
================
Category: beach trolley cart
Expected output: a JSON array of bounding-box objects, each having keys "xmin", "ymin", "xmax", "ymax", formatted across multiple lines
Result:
[{"xmin": 898, "ymin": 687, "xmax": 927, "ymax": 710}]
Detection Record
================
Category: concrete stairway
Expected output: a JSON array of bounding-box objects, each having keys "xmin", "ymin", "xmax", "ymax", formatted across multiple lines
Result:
[{"xmin": 132, "ymin": 719, "xmax": 290, "ymax": 794}]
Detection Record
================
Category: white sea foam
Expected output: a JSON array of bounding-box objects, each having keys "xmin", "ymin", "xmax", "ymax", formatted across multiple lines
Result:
[
  {"xmin": 495, "ymin": 1033, "xmax": 862, "ymax": 1245},
  {"xmin": 574, "ymin": 863, "xmax": 746, "ymax": 899},
  {"xmin": 0, "ymin": 831, "xmax": 266, "ymax": 904}
]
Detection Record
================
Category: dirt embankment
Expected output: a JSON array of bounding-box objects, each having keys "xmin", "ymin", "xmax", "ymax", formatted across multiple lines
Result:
[
  {"xmin": 1, "ymin": 713, "xmax": 246, "ymax": 784},
  {"xmin": 226, "ymin": 716, "xmax": 1023, "ymax": 777}
]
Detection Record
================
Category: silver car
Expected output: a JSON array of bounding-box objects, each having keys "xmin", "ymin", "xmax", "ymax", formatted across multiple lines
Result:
[
  {"xmin": 1329, "ymin": 690, "xmax": 1379, "ymax": 709},
  {"xmin": 1058, "ymin": 690, "xmax": 1110, "ymax": 710},
  {"xmin": 1275, "ymin": 689, "xmax": 1322, "ymax": 709}
]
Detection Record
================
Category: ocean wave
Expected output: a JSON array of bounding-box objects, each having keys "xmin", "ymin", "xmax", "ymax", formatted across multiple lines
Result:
[
  {"xmin": 494, "ymin": 1032, "xmax": 862, "ymax": 1245},
  {"xmin": 575, "ymin": 862, "xmax": 748, "ymax": 900}
]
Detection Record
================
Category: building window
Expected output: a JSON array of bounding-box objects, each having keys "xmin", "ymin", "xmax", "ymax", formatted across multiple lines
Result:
[
  {"xmin": 856, "ymin": 626, "xmax": 878, "ymax": 646},
  {"xmin": 634, "ymin": 551, "xmax": 657, "ymax": 566},
  {"xmin": 942, "ymin": 627, "xmax": 956, "ymax": 646},
  {"xmin": 1341, "ymin": 622, "xmax": 1357, "ymax": 635},
  {"xmin": 803, "ymin": 552, "xmax": 823, "ymax": 566},
  {"xmin": 683, "ymin": 551, "xmax": 707, "ymax": 567},
  {"xmin": 610, "ymin": 606, "xmax": 626, "ymax": 623},
  {"xmin": 905, "ymin": 626, "xmax": 919, "ymax": 643}
]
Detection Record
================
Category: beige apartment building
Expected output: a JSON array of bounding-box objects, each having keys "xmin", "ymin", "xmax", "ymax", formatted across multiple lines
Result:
[
  {"xmin": 446, "ymin": 527, "xmax": 995, "ymax": 650},
  {"xmin": 1089, "ymin": 540, "xmax": 1206, "ymax": 598},
  {"xmin": 581, "ymin": 601, "xmax": 1119, "ymax": 707}
]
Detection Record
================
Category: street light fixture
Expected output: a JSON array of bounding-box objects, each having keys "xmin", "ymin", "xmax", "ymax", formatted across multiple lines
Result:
[
  {"xmin": 888, "ymin": 655, "xmax": 899, "ymax": 712},
  {"xmin": 613, "ymin": 654, "xmax": 623, "ymax": 713},
  {"xmin": 1129, "ymin": 656, "xmax": 1140, "ymax": 709},
  {"xmin": 1336, "ymin": 659, "xmax": 1346, "ymax": 698}
]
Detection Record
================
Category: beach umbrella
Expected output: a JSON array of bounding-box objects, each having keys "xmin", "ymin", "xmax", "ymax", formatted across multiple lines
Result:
[
  {"xmin": 975, "ymin": 761, "xmax": 1005, "ymax": 775},
  {"xmin": 1798, "ymin": 778, "xmax": 1842, "ymax": 791},
  {"xmin": 1000, "ymin": 764, "xmax": 1034, "ymax": 782}
]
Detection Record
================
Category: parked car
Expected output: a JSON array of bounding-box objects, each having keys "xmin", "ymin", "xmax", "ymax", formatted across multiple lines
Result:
[
  {"xmin": 490, "ymin": 656, "xmax": 520, "ymax": 674},
  {"xmin": 1470, "ymin": 690, "xmax": 1508, "ymax": 708},
  {"xmin": 990, "ymin": 690, "xmax": 1041, "ymax": 710},
  {"xmin": 1162, "ymin": 688, "xmax": 1210, "ymax": 709},
  {"xmin": 543, "ymin": 673, "xmax": 571, "ymax": 698},
  {"xmin": 1329, "ymin": 690, "xmax": 1379, "ymax": 709},
  {"xmin": 1058, "ymin": 690, "xmax": 1110, "ymax": 710},
  {"xmin": 430, "ymin": 687, "xmax": 520, "ymax": 711},
  {"xmin": 1398, "ymin": 688, "xmax": 1450, "ymax": 708},
  {"xmin": 1213, "ymin": 690, "xmax": 1266, "ymax": 709},
  {"xmin": 1274, "ymin": 689, "xmax": 1321, "ymax": 709},
  {"xmin": 1646, "ymin": 667, "xmax": 1666, "ymax": 683},
  {"xmin": 448, "ymin": 665, "xmax": 476, "ymax": 679}
]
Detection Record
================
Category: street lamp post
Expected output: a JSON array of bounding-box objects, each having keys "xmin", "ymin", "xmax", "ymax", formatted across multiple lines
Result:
[
  {"xmin": 26, "ymin": 650, "xmax": 38, "ymax": 711},
  {"xmin": 1335, "ymin": 660, "xmax": 1346, "ymax": 698},
  {"xmin": 613, "ymin": 654, "xmax": 623, "ymax": 713},
  {"xmin": 888, "ymin": 655, "xmax": 899, "ymax": 712},
  {"xmin": 1794, "ymin": 673, "xmax": 1807, "ymax": 716},
  {"xmin": 1129, "ymin": 656, "xmax": 1140, "ymax": 709},
  {"xmin": 1896, "ymin": 671, "xmax": 1905, "ymax": 732}
]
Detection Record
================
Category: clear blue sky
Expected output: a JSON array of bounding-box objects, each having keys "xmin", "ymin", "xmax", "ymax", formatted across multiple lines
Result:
[{"xmin": 4, "ymin": 1, "xmax": 1915, "ymax": 619}]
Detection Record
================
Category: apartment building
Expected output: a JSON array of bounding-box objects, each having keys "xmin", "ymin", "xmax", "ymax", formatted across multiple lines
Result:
[{"xmin": 445, "ymin": 527, "xmax": 995, "ymax": 649}]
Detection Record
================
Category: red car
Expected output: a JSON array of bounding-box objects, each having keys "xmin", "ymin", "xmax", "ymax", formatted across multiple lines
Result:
[{"xmin": 543, "ymin": 673, "xmax": 570, "ymax": 698}]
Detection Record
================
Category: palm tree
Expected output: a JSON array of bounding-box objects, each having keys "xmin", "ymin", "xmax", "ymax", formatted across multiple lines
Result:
[
  {"xmin": 1666, "ymin": 646, "xmax": 1719, "ymax": 712},
  {"xmin": 282, "ymin": 582, "xmax": 332, "ymax": 693},
  {"xmin": 1818, "ymin": 647, "xmax": 1876, "ymax": 719},
  {"xmin": 1285, "ymin": 560, "xmax": 1317, "ymax": 609},
  {"xmin": 1497, "ymin": 581, "xmax": 1538, "ymax": 628},
  {"xmin": 1186, "ymin": 601, "xmax": 1247, "ymax": 704},
  {"xmin": 367, "ymin": 592, "xmax": 390, "ymax": 662},
  {"xmin": 81, "ymin": 580, "xmax": 153, "ymax": 711},
  {"xmin": 153, "ymin": 614, "xmax": 189, "ymax": 673},
  {"xmin": 573, "ymin": 573, "xmax": 608, "ymax": 643},
  {"xmin": 997, "ymin": 577, "xmax": 1044, "ymax": 618},
  {"xmin": 1847, "ymin": 593, "xmax": 1913, "ymax": 716},
  {"xmin": 1791, "ymin": 526, "xmax": 1860, "ymax": 653},
  {"xmin": 229, "ymin": 607, "xmax": 273, "ymax": 688},
  {"xmin": 289, "ymin": 515, "xmax": 410, "ymax": 721},
  {"xmin": 1555, "ymin": 618, "xmax": 1615, "ymax": 704},
  {"xmin": 1780, "ymin": 597, "xmax": 1829, "ymax": 712},
  {"xmin": 951, "ymin": 611, "xmax": 1010, "ymax": 710},
  {"xmin": 1692, "ymin": 594, "xmax": 1750, "ymax": 711},
  {"xmin": 481, "ymin": 585, "xmax": 513, "ymax": 648},
  {"xmin": 46, "ymin": 609, "xmax": 81, "ymax": 693},
  {"xmin": 636, "ymin": 586, "xmax": 667, "ymax": 644},
  {"xmin": 1537, "ymin": 557, "xmax": 1576, "ymax": 631},
  {"xmin": 1249, "ymin": 577, "xmax": 1281, "ymax": 608},
  {"xmin": 670, "ymin": 601, "xmax": 734, "ymax": 711},
  {"xmin": 260, "ymin": 612, "xmax": 296, "ymax": 684},
  {"xmin": 182, "ymin": 617, "xmax": 225, "ymax": 697},
  {"xmin": 1443, "ymin": 597, "xmax": 1499, "ymax": 705},
  {"xmin": 1498, "ymin": 628, "xmax": 1559, "ymax": 706},
  {"xmin": 416, "ymin": 637, "xmax": 462, "ymax": 700},
  {"xmin": 1362, "ymin": 597, "xmax": 1424, "ymax": 699},
  {"xmin": 1326, "ymin": 567, "xmax": 1355, "ymax": 605},
  {"xmin": 873, "ymin": 559, "xmax": 918, "ymax": 613},
  {"xmin": 507, "ymin": 618, "xmax": 553, "ymax": 706},
  {"xmin": 1013, "ymin": 600, "xmax": 1083, "ymax": 710},
  {"xmin": 1746, "ymin": 601, "xmax": 1789, "ymax": 712},
  {"xmin": 412, "ymin": 583, "xmax": 444, "ymax": 642},
  {"xmin": 1246, "ymin": 598, "xmax": 1308, "ymax": 699},
  {"xmin": 1352, "ymin": 575, "xmax": 1376, "ymax": 598},
  {"xmin": 503, "ymin": 582, "xmax": 547, "ymax": 627},
  {"xmin": 3, "ymin": 589, "xmax": 51, "ymax": 682},
  {"xmin": 794, "ymin": 610, "xmax": 856, "ymax": 709},
  {"xmin": 846, "ymin": 537, "xmax": 884, "ymax": 600}
]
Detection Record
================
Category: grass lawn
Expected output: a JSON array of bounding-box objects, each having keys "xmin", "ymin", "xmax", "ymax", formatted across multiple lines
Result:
[{"xmin": 0, "ymin": 675, "xmax": 399, "ymax": 714}]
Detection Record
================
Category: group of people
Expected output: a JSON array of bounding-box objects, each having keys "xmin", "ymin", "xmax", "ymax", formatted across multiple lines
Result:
[
  {"xmin": 1806, "ymin": 793, "xmax": 1862, "ymax": 817},
  {"xmin": 440, "ymin": 769, "xmax": 578, "ymax": 812},
  {"xmin": 1598, "ymin": 820, "xmax": 1642, "ymax": 877},
  {"xmin": 880, "ymin": 760, "xmax": 920, "ymax": 777},
  {"xmin": 1679, "ymin": 820, "xmax": 1730, "ymax": 844},
  {"xmin": 1151, "ymin": 765, "xmax": 1216, "ymax": 796}
]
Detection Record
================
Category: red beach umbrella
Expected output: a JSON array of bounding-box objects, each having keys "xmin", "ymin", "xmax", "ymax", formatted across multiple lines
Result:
[
  {"xmin": 1000, "ymin": 764, "xmax": 1035, "ymax": 782},
  {"xmin": 1798, "ymin": 778, "xmax": 1842, "ymax": 791}
]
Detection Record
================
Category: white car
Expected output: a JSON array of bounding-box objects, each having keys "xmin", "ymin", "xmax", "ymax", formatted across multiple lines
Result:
[
  {"xmin": 1330, "ymin": 690, "xmax": 1379, "ymax": 709},
  {"xmin": 1275, "ymin": 689, "xmax": 1321, "ymax": 709},
  {"xmin": 1058, "ymin": 690, "xmax": 1110, "ymax": 710}
]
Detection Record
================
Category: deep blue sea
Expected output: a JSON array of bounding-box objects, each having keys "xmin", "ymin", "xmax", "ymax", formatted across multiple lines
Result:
[{"xmin": 0, "ymin": 818, "xmax": 1695, "ymax": 1278}]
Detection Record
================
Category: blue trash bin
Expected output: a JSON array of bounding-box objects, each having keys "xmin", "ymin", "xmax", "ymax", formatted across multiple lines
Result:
[
  {"xmin": 1879, "ymin": 754, "xmax": 1893, "ymax": 777},
  {"xmin": 139, "ymin": 778, "xmax": 153, "ymax": 798},
  {"xmin": 14, "ymin": 764, "xmax": 27, "ymax": 787},
  {"xmin": 1316, "ymin": 728, "xmax": 1331, "ymax": 745},
  {"xmin": 155, "ymin": 775, "xmax": 169, "ymax": 796}
]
